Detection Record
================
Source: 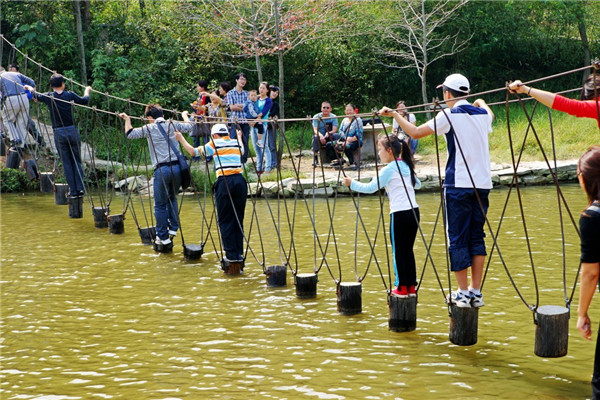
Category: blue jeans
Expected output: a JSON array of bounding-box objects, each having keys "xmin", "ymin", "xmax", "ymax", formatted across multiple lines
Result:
[
  {"xmin": 251, "ymin": 123, "xmax": 271, "ymax": 172},
  {"xmin": 153, "ymin": 164, "xmax": 181, "ymax": 240},
  {"xmin": 53, "ymin": 126, "xmax": 84, "ymax": 196},
  {"xmin": 410, "ymin": 137, "xmax": 419, "ymax": 154},
  {"xmin": 267, "ymin": 124, "xmax": 278, "ymax": 170}
]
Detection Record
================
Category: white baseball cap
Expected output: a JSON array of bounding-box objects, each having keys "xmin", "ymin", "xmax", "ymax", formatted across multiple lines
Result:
[
  {"xmin": 437, "ymin": 73, "xmax": 470, "ymax": 93},
  {"xmin": 211, "ymin": 124, "xmax": 229, "ymax": 135}
]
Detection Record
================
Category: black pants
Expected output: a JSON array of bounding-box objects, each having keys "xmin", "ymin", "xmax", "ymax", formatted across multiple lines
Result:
[
  {"xmin": 214, "ymin": 174, "xmax": 247, "ymax": 261},
  {"xmin": 390, "ymin": 208, "xmax": 420, "ymax": 287}
]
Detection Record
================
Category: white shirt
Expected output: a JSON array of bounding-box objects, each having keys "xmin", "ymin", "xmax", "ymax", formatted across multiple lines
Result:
[{"xmin": 425, "ymin": 100, "xmax": 493, "ymax": 189}]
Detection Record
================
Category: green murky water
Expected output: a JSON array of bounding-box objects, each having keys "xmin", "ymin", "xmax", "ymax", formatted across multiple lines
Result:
[{"xmin": 0, "ymin": 185, "xmax": 596, "ymax": 399}]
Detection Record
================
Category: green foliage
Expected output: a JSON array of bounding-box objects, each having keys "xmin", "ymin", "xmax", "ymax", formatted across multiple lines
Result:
[{"xmin": 0, "ymin": 167, "xmax": 39, "ymax": 193}]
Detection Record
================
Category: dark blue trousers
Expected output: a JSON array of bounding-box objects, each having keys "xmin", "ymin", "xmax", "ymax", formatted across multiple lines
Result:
[{"xmin": 214, "ymin": 174, "xmax": 248, "ymax": 261}]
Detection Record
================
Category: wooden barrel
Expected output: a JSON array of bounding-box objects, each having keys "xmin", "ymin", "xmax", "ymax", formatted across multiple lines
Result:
[
  {"xmin": 534, "ymin": 305, "xmax": 569, "ymax": 358},
  {"xmin": 67, "ymin": 195, "xmax": 83, "ymax": 218},
  {"xmin": 153, "ymin": 240, "xmax": 173, "ymax": 253},
  {"xmin": 54, "ymin": 183, "xmax": 69, "ymax": 205},
  {"xmin": 40, "ymin": 172, "xmax": 54, "ymax": 193},
  {"xmin": 337, "ymin": 282, "xmax": 362, "ymax": 315},
  {"xmin": 183, "ymin": 244, "xmax": 204, "ymax": 260},
  {"xmin": 389, "ymin": 295, "xmax": 417, "ymax": 332},
  {"xmin": 266, "ymin": 265, "xmax": 287, "ymax": 287},
  {"xmin": 449, "ymin": 306, "xmax": 478, "ymax": 346},
  {"xmin": 24, "ymin": 159, "xmax": 39, "ymax": 180},
  {"xmin": 221, "ymin": 258, "xmax": 243, "ymax": 275},
  {"xmin": 92, "ymin": 207, "xmax": 109, "ymax": 228},
  {"xmin": 108, "ymin": 214, "xmax": 125, "ymax": 234},
  {"xmin": 5, "ymin": 147, "xmax": 20, "ymax": 169},
  {"xmin": 295, "ymin": 273, "xmax": 318, "ymax": 299},
  {"xmin": 138, "ymin": 226, "xmax": 156, "ymax": 245}
]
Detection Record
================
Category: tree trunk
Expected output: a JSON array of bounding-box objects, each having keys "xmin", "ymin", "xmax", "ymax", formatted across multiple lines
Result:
[
  {"xmin": 251, "ymin": 0, "xmax": 263, "ymax": 82},
  {"xmin": 81, "ymin": 0, "xmax": 91, "ymax": 32},
  {"xmin": 576, "ymin": 4, "xmax": 591, "ymax": 83},
  {"xmin": 420, "ymin": 0, "xmax": 432, "ymax": 119},
  {"xmin": 72, "ymin": 0, "xmax": 87, "ymax": 84}
]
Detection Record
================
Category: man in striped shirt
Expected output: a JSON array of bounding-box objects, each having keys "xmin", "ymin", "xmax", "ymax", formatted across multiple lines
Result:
[{"xmin": 175, "ymin": 123, "xmax": 247, "ymax": 265}]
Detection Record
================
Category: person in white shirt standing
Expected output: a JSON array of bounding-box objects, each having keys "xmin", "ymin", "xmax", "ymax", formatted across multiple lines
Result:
[{"xmin": 380, "ymin": 73, "xmax": 494, "ymax": 308}]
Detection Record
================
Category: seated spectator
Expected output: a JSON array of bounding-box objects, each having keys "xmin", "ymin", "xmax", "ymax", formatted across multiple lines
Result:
[
  {"xmin": 311, "ymin": 101, "xmax": 338, "ymax": 166},
  {"xmin": 335, "ymin": 103, "xmax": 363, "ymax": 167}
]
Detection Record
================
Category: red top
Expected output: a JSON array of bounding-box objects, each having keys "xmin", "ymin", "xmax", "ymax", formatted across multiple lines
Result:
[{"xmin": 552, "ymin": 95, "xmax": 600, "ymax": 127}]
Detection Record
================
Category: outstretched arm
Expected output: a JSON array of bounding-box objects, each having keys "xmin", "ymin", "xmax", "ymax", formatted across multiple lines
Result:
[
  {"xmin": 119, "ymin": 113, "xmax": 133, "ymax": 132},
  {"xmin": 508, "ymin": 80, "xmax": 556, "ymax": 108},
  {"xmin": 174, "ymin": 130, "xmax": 196, "ymax": 157},
  {"xmin": 380, "ymin": 107, "xmax": 434, "ymax": 139}
]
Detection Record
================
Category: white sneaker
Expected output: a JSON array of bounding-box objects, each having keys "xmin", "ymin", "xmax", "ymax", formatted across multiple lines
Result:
[
  {"xmin": 168, "ymin": 229, "xmax": 177, "ymax": 236},
  {"xmin": 470, "ymin": 291, "xmax": 484, "ymax": 307},
  {"xmin": 155, "ymin": 236, "xmax": 172, "ymax": 245},
  {"xmin": 447, "ymin": 290, "xmax": 471, "ymax": 308}
]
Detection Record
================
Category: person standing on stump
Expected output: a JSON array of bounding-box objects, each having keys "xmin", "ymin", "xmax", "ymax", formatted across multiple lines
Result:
[
  {"xmin": 119, "ymin": 105, "xmax": 192, "ymax": 246},
  {"xmin": 575, "ymin": 146, "xmax": 600, "ymax": 399},
  {"xmin": 174, "ymin": 123, "xmax": 247, "ymax": 267},
  {"xmin": 380, "ymin": 73, "xmax": 494, "ymax": 308},
  {"xmin": 25, "ymin": 74, "xmax": 90, "ymax": 196},
  {"xmin": 343, "ymin": 134, "xmax": 420, "ymax": 297}
]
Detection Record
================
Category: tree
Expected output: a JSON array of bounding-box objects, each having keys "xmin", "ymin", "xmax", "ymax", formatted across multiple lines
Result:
[
  {"xmin": 72, "ymin": 0, "xmax": 87, "ymax": 84},
  {"xmin": 378, "ymin": 0, "xmax": 470, "ymax": 116}
]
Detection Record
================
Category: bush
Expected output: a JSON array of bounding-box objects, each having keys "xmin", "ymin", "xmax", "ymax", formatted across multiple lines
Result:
[{"xmin": 0, "ymin": 167, "xmax": 39, "ymax": 193}]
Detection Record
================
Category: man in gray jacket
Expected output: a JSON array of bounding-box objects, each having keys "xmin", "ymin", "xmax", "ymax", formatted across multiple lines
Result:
[{"xmin": 119, "ymin": 105, "xmax": 192, "ymax": 246}]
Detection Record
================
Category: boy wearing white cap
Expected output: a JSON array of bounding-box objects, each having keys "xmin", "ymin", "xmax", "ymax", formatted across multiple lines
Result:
[
  {"xmin": 175, "ymin": 123, "xmax": 247, "ymax": 267},
  {"xmin": 379, "ymin": 73, "xmax": 494, "ymax": 308}
]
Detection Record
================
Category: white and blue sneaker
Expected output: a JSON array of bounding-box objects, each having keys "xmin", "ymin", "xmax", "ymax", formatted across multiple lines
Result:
[
  {"xmin": 447, "ymin": 290, "xmax": 472, "ymax": 308},
  {"xmin": 470, "ymin": 291, "xmax": 484, "ymax": 308},
  {"xmin": 155, "ymin": 236, "xmax": 172, "ymax": 245},
  {"xmin": 168, "ymin": 229, "xmax": 178, "ymax": 237}
]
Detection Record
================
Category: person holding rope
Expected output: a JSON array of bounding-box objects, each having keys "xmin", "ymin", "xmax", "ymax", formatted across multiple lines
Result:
[
  {"xmin": 1, "ymin": 65, "xmax": 36, "ymax": 151},
  {"xmin": 508, "ymin": 73, "xmax": 600, "ymax": 127},
  {"xmin": 174, "ymin": 123, "xmax": 247, "ymax": 266},
  {"xmin": 575, "ymin": 146, "xmax": 600, "ymax": 399},
  {"xmin": 8, "ymin": 63, "xmax": 45, "ymax": 149},
  {"xmin": 380, "ymin": 73, "xmax": 494, "ymax": 308},
  {"xmin": 25, "ymin": 74, "xmax": 90, "ymax": 196},
  {"xmin": 343, "ymin": 134, "xmax": 421, "ymax": 297},
  {"xmin": 119, "ymin": 105, "xmax": 192, "ymax": 246}
]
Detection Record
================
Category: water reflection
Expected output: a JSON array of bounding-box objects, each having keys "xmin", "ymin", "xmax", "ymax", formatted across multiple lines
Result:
[{"xmin": 0, "ymin": 186, "xmax": 593, "ymax": 399}]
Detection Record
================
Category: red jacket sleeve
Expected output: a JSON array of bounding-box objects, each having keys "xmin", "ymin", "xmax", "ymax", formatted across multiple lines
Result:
[{"xmin": 552, "ymin": 95, "xmax": 600, "ymax": 127}]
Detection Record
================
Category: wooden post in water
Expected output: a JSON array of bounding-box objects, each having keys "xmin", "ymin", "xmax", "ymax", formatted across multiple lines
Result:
[
  {"xmin": 295, "ymin": 273, "xmax": 318, "ymax": 299},
  {"xmin": 93, "ymin": 207, "xmax": 109, "ymax": 228},
  {"xmin": 221, "ymin": 258, "xmax": 243, "ymax": 275},
  {"xmin": 24, "ymin": 159, "xmax": 39, "ymax": 180},
  {"xmin": 183, "ymin": 244, "xmax": 203, "ymax": 260},
  {"xmin": 68, "ymin": 195, "xmax": 83, "ymax": 218},
  {"xmin": 54, "ymin": 184, "xmax": 69, "ymax": 205},
  {"xmin": 138, "ymin": 227, "xmax": 156, "ymax": 245},
  {"xmin": 108, "ymin": 214, "xmax": 124, "ymax": 234},
  {"xmin": 449, "ymin": 306, "xmax": 478, "ymax": 346},
  {"xmin": 388, "ymin": 295, "xmax": 417, "ymax": 332},
  {"xmin": 153, "ymin": 240, "xmax": 173, "ymax": 253},
  {"xmin": 40, "ymin": 172, "xmax": 54, "ymax": 193},
  {"xmin": 534, "ymin": 305, "xmax": 569, "ymax": 358},
  {"xmin": 266, "ymin": 265, "xmax": 287, "ymax": 287},
  {"xmin": 337, "ymin": 282, "xmax": 362, "ymax": 315},
  {"xmin": 5, "ymin": 148, "xmax": 20, "ymax": 169}
]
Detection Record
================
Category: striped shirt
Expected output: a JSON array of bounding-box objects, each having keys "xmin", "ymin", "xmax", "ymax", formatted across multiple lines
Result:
[{"xmin": 197, "ymin": 138, "xmax": 243, "ymax": 177}]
